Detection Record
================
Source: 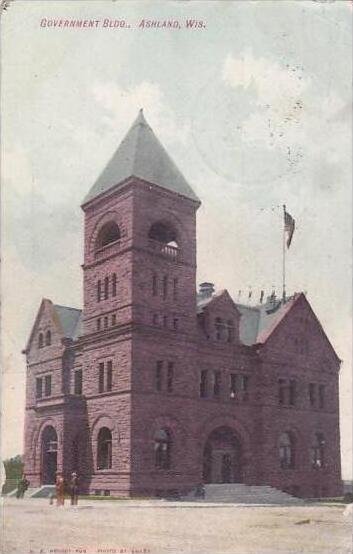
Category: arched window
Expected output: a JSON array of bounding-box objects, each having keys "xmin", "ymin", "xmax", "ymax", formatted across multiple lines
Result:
[
  {"xmin": 311, "ymin": 433, "xmax": 325, "ymax": 469},
  {"xmin": 112, "ymin": 273, "xmax": 117, "ymax": 297},
  {"xmin": 148, "ymin": 221, "xmax": 179, "ymax": 260},
  {"xmin": 104, "ymin": 276, "xmax": 109, "ymax": 300},
  {"xmin": 38, "ymin": 333, "xmax": 44, "ymax": 348},
  {"xmin": 96, "ymin": 221, "xmax": 120, "ymax": 250},
  {"xmin": 97, "ymin": 427, "xmax": 112, "ymax": 470},
  {"xmin": 45, "ymin": 330, "xmax": 51, "ymax": 346},
  {"xmin": 279, "ymin": 432, "xmax": 295, "ymax": 469},
  {"xmin": 154, "ymin": 429, "xmax": 172, "ymax": 470},
  {"xmin": 97, "ymin": 280, "xmax": 101, "ymax": 302},
  {"xmin": 227, "ymin": 320, "xmax": 234, "ymax": 343}
]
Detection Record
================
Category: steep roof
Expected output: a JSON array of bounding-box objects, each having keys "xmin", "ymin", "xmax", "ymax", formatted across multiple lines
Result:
[
  {"xmin": 197, "ymin": 292, "xmax": 302, "ymax": 346},
  {"xmin": 83, "ymin": 109, "xmax": 199, "ymax": 204},
  {"xmin": 53, "ymin": 305, "xmax": 82, "ymax": 340}
]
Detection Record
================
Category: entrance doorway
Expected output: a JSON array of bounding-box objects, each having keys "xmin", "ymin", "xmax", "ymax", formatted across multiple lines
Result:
[
  {"xmin": 203, "ymin": 426, "xmax": 242, "ymax": 484},
  {"xmin": 41, "ymin": 426, "xmax": 58, "ymax": 484}
]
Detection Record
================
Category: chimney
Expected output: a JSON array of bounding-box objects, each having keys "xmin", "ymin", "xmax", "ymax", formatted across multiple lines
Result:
[{"xmin": 199, "ymin": 282, "xmax": 215, "ymax": 299}]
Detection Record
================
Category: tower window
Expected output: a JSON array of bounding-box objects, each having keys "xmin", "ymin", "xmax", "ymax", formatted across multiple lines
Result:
[
  {"xmin": 163, "ymin": 276, "xmax": 168, "ymax": 299},
  {"xmin": 152, "ymin": 274, "xmax": 158, "ymax": 296},
  {"xmin": 230, "ymin": 373, "xmax": 237, "ymax": 399},
  {"xmin": 96, "ymin": 221, "xmax": 120, "ymax": 250},
  {"xmin": 107, "ymin": 361, "xmax": 113, "ymax": 392},
  {"xmin": 97, "ymin": 280, "xmax": 102, "ymax": 303},
  {"xmin": 38, "ymin": 333, "xmax": 44, "ymax": 349},
  {"xmin": 167, "ymin": 362, "xmax": 174, "ymax": 393},
  {"xmin": 112, "ymin": 273, "xmax": 117, "ymax": 297},
  {"xmin": 227, "ymin": 320, "xmax": 234, "ymax": 343},
  {"xmin": 44, "ymin": 375, "xmax": 52, "ymax": 397},
  {"xmin": 36, "ymin": 377, "xmax": 43, "ymax": 399},
  {"xmin": 156, "ymin": 361, "xmax": 163, "ymax": 392},
  {"xmin": 104, "ymin": 277, "xmax": 109, "ymax": 300},
  {"xmin": 45, "ymin": 330, "xmax": 51, "ymax": 346},
  {"xmin": 98, "ymin": 363, "xmax": 104, "ymax": 393},
  {"xmin": 74, "ymin": 369, "xmax": 83, "ymax": 395},
  {"xmin": 200, "ymin": 370, "xmax": 208, "ymax": 398}
]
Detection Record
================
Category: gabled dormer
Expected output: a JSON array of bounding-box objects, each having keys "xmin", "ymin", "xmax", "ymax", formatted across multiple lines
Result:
[{"xmin": 197, "ymin": 284, "xmax": 241, "ymax": 343}]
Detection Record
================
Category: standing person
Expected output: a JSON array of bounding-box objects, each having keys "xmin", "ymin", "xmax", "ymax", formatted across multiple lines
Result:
[
  {"xmin": 55, "ymin": 473, "xmax": 65, "ymax": 506},
  {"xmin": 16, "ymin": 474, "xmax": 30, "ymax": 499},
  {"xmin": 69, "ymin": 472, "xmax": 79, "ymax": 505}
]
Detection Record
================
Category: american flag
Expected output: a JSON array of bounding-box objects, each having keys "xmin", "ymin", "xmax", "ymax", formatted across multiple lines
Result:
[{"xmin": 284, "ymin": 206, "xmax": 295, "ymax": 248}]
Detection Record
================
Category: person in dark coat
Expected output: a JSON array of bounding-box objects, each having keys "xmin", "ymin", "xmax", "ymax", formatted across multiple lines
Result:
[
  {"xmin": 69, "ymin": 472, "xmax": 79, "ymax": 505},
  {"xmin": 16, "ymin": 474, "xmax": 30, "ymax": 499},
  {"xmin": 55, "ymin": 473, "xmax": 65, "ymax": 506}
]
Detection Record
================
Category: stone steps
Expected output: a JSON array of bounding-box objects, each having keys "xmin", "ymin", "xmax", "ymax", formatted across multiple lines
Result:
[{"xmin": 182, "ymin": 484, "xmax": 304, "ymax": 505}]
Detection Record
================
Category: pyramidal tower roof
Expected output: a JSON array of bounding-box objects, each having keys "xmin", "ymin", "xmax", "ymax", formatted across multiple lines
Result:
[{"xmin": 83, "ymin": 109, "xmax": 199, "ymax": 204}]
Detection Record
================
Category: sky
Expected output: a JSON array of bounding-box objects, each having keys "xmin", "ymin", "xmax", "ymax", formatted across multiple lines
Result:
[{"xmin": 1, "ymin": 1, "xmax": 352, "ymax": 479}]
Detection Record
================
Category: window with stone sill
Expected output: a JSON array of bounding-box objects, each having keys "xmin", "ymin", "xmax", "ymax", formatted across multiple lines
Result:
[
  {"xmin": 154, "ymin": 429, "xmax": 172, "ymax": 470},
  {"xmin": 279, "ymin": 432, "xmax": 295, "ymax": 469},
  {"xmin": 97, "ymin": 427, "xmax": 112, "ymax": 470}
]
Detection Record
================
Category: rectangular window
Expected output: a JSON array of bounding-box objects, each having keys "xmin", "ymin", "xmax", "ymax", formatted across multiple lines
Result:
[
  {"xmin": 163, "ymin": 276, "xmax": 168, "ymax": 299},
  {"xmin": 97, "ymin": 280, "xmax": 101, "ymax": 303},
  {"xmin": 107, "ymin": 361, "xmax": 113, "ymax": 391},
  {"xmin": 173, "ymin": 278, "xmax": 178, "ymax": 300},
  {"xmin": 319, "ymin": 385, "xmax": 325, "ymax": 409},
  {"xmin": 200, "ymin": 370, "xmax": 208, "ymax": 398},
  {"xmin": 163, "ymin": 315, "xmax": 168, "ymax": 328},
  {"xmin": 156, "ymin": 361, "xmax": 163, "ymax": 392},
  {"xmin": 289, "ymin": 379, "xmax": 296, "ymax": 406},
  {"xmin": 44, "ymin": 375, "xmax": 52, "ymax": 397},
  {"xmin": 112, "ymin": 273, "xmax": 117, "ymax": 297},
  {"xmin": 240, "ymin": 374, "xmax": 249, "ymax": 391},
  {"xmin": 104, "ymin": 316, "xmax": 108, "ymax": 329},
  {"xmin": 111, "ymin": 314, "xmax": 116, "ymax": 326},
  {"xmin": 167, "ymin": 362, "xmax": 174, "ymax": 393},
  {"xmin": 213, "ymin": 371, "xmax": 221, "ymax": 397},
  {"xmin": 278, "ymin": 379, "xmax": 285, "ymax": 405},
  {"xmin": 152, "ymin": 274, "xmax": 158, "ymax": 296},
  {"xmin": 99, "ymin": 363, "xmax": 104, "ymax": 393},
  {"xmin": 104, "ymin": 276, "xmax": 109, "ymax": 300},
  {"xmin": 173, "ymin": 318, "xmax": 179, "ymax": 330},
  {"xmin": 74, "ymin": 369, "xmax": 82, "ymax": 395},
  {"xmin": 97, "ymin": 318, "xmax": 101, "ymax": 331},
  {"xmin": 309, "ymin": 383, "xmax": 316, "ymax": 407},
  {"xmin": 230, "ymin": 373, "xmax": 237, "ymax": 398},
  {"xmin": 36, "ymin": 377, "xmax": 43, "ymax": 399}
]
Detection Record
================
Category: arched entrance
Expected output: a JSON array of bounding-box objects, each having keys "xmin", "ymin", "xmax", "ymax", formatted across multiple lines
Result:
[
  {"xmin": 41, "ymin": 426, "xmax": 58, "ymax": 484},
  {"xmin": 203, "ymin": 426, "xmax": 242, "ymax": 484}
]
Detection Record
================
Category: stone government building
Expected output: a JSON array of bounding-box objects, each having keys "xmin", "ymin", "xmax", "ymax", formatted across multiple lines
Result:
[{"xmin": 23, "ymin": 110, "xmax": 342, "ymax": 498}]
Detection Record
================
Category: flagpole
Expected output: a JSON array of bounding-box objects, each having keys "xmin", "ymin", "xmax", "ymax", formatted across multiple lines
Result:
[{"xmin": 282, "ymin": 204, "xmax": 286, "ymax": 303}]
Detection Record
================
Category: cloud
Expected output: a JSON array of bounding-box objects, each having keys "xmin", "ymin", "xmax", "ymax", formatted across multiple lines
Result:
[{"xmin": 91, "ymin": 80, "xmax": 191, "ymax": 145}]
